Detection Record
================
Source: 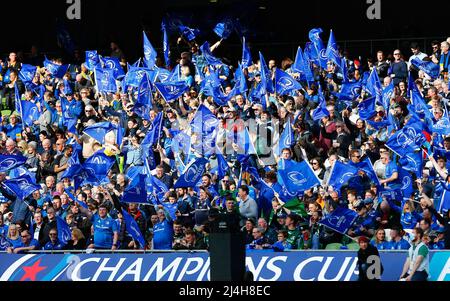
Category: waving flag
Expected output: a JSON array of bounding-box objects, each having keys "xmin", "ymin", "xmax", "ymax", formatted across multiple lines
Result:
[
  {"xmin": 125, "ymin": 67, "xmax": 158, "ymax": 88},
  {"xmin": 319, "ymin": 207, "xmax": 358, "ymax": 235},
  {"xmin": 154, "ymin": 81, "xmax": 189, "ymax": 102},
  {"xmin": 100, "ymin": 57, "xmax": 125, "ymax": 79},
  {"xmin": 365, "ymin": 69, "xmax": 382, "ymax": 104},
  {"xmin": 20, "ymin": 101, "xmax": 40, "ymax": 127},
  {"xmin": 122, "ymin": 210, "xmax": 146, "ymax": 248},
  {"xmin": 82, "ymin": 151, "xmax": 115, "ymax": 184},
  {"xmin": 134, "ymin": 73, "xmax": 153, "ymax": 121},
  {"xmin": 174, "ymin": 158, "xmax": 209, "ymax": 189},
  {"xmin": 312, "ymin": 86, "xmax": 330, "ymax": 121},
  {"xmin": 349, "ymin": 157, "xmax": 381, "ymax": 186},
  {"xmin": 0, "ymin": 154, "xmax": 27, "ymax": 173},
  {"xmin": 65, "ymin": 188, "xmax": 88, "ymax": 209},
  {"xmin": 214, "ymin": 21, "xmax": 233, "ymax": 39},
  {"xmin": 83, "ymin": 122, "xmax": 116, "ymax": 144},
  {"xmin": 411, "ymin": 58, "xmax": 440, "ymax": 79},
  {"xmin": 410, "ymin": 91, "xmax": 432, "ymax": 120},
  {"xmin": 179, "ymin": 25, "xmax": 200, "ymax": 41},
  {"xmin": 382, "ymin": 82, "xmax": 394, "ymax": 110},
  {"xmin": 2, "ymin": 175, "xmax": 41, "ymax": 201},
  {"xmin": 303, "ymin": 42, "xmax": 319, "ymax": 64},
  {"xmin": 334, "ymin": 82, "xmax": 362, "ymax": 101},
  {"xmin": 19, "ymin": 64, "xmax": 37, "ymax": 84},
  {"xmin": 242, "ymin": 37, "xmax": 252, "ymax": 68},
  {"xmin": 325, "ymin": 30, "xmax": 341, "ymax": 66},
  {"xmin": 172, "ymin": 131, "xmax": 191, "ymax": 157},
  {"xmin": 438, "ymin": 189, "xmax": 450, "ymax": 214},
  {"xmin": 275, "ymin": 68, "xmax": 302, "ymax": 95},
  {"xmin": 143, "ymin": 31, "xmax": 157, "ymax": 69},
  {"xmin": 358, "ymin": 96, "xmax": 377, "ymax": 120},
  {"xmin": 399, "ymin": 152, "xmax": 423, "ymax": 178},
  {"xmin": 292, "ymin": 47, "xmax": 306, "ymax": 74},
  {"xmin": 278, "ymin": 159, "xmax": 321, "ymax": 195},
  {"xmin": 56, "ymin": 216, "xmax": 72, "ymax": 245},
  {"xmin": 398, "ymin": 167, "xmax": 414, "ymax": 199},
  {"xmin": 123, "ymin": 174, "xmax": 149, "ymax": 204},
  {"xmin": 200, "ymin": 42, "xmax": 222, "ymax": 66},
  {"xmin": 161, "ymin": 21, "xmax": 171, "ymax": 68},
  {"xmin": 85, "ymin": 50, "xmax": 100, "ymax": 71},
  {"xmin": 259, "ymin": 52, "xmax": 274, "ymax": 95},
  {"xmin": 156, "ymin": 68, "xmax": 172, "ymax": 83},
  {"xmin": 94, "ymin": 68, "xmax": 117, "ymax": 93},
  {"xmin": 142, "ymin": 112, "xmax": 163, "ymax": 146},
  {"xmin": 327, "ymin": 161, "xmax": 359, "ymax": 191},
  {"xmin": 308, "ymin": 28, "xmax": 328, "ymax": 69},
  {"xmin": 168, "ymin": 64, "xmax": 181, "ymax": 82},
  {"xmin": 44, "ymin": 58, "xmax": 69, "ymax": 79},
  {"xmin": 215, "ymin": 149, "xmax": 230, "ymax": 178},
  {"xmin": 191, "ymin": 104, "xmax": 219, "ymax": 155},
  {"xmin": 276, "ymin": 122, "xmax": 295, "ymax": 156}
]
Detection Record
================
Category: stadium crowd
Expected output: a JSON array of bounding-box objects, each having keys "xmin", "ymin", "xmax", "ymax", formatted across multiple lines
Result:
[{"xmin": 0, "ymin": 25, "xmax": 450, "ymax": 256}]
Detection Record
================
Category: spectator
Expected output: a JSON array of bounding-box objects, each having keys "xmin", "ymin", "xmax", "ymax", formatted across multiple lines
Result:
[
  {"xmin": 88, "ymin": 204, "xmax": 119, "ymax": 250},
  {"xmin": 6, "ymin": 230, "xmax": 39, "ymax": 254},
  {"xmin": 400, "ymin": 227, "xmax": 430, "ymax": 281},
  {"xmin": 389, "ymin": 49, "xmax": 408, "ymax": 86},
  {"xmin": 153, "ymin": 208, "xmax": 173, "ymax": 250},
  {"xmin": 237, "ymin": 185, "xmax": 258, "ymax": 226},
  {"xmin": 357, "ymin": 236, "xmax": 383, "ymax": 281},
  {"xmin": 43, "ymin": 228, "xmax": 65, "ymax": 251},
  {"xmin": 387, "ymin": 226, "xmax": 411, "ymax": 250}
]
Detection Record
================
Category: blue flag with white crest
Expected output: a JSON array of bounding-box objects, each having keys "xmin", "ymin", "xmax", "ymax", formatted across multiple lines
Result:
[
  {"xmin": 411, "ymin": 58, "xmax": 440, "ymax": 79},
  {"xmin": 83, "ymin": 122, "xmax": 116, "ymax": 144},
  {"xmin": 334, "ymin": 82, "xmax": 362, "ymax": 102},
  {"xmin": 179, "ymin": 25, "xmax": 200, "ymax": 41},
  {"xmin": 142, "ymin": 112, "xmax": 163, "ymax": 146},
  {"xmin": 94, "ymin": 68, "xmax": 117, "ymax": 93},
  {"xmin": 242, "ymin": 37, "xmax": 252, "ymax": 68},
  {"xmin": 214, "ymin": 21, "xmax": 233, "ymax": 40},
  {"xmin": 382, "ymin": 82, "xmax": 394, "ymax": 110},
  {"xmin": 0, "ymin": 154, "xmax": 27, "ymax": 173},
  {"xmin": 56, "ymin": 216, "xmax": 72, "ymax": 245},
  {"xmin": 2, "ymin": 175, "xmax": 41, "ymax": 201},
  {"xmin": 308, "ymin": 28, "xmax": 328, "ymax": 69},
  {"xmin": 174, "ymin": 157, "xmax": 209, "ymax": 189},
  {"xmin": 122, "ymin": 174, "xmax": 149, "ymax": 204},
  {"xmin": 85, "ymin": 50, "xmax": 100, "ymax": 71},
  {"xmin": 325, "ymin": 30, "xmax": 341, "ymax": 66},
  {"xmin": 200, "ymin": 42, "xmax": 223, "ymax": 66},
  {"xmin": 19, "ymin": 64, "xmax": 37, "ymax": 84},
  {"xmin": 411, "ymin": 91, "xmax": 432, "ymax": 120},
  {"xmin": 278, "ymin": 159, "xmax": 321, "ymax": 195},
  {"xmin": 125, "ymin": 67, "xmax": 158, "ymax": 88},
  {"xmin": 365, "ymin": 69, "xmax": 383, "ymax": 104},
  {"xmin": 312, "ymin": 86, "xmax": 330, "ymax": 121},
  {"xmin": 134, "ymin": 73, "xmax": 153, "ymax": 121},
  {"xmin": 349, "ymin": 157, "xmax": 381, "ymax": 186},
  {"xmin": 122, "ymin": 210, "xmax": 146, "ymax": 248},
  {"xmin": 276, "ymin": 121, "xmax": 295, "ymax": 156},
  {"xmin": 20, "ymin": 101, "xmax": 40, "ymax": 127},
  {"xmin": 100, "ymin": 57, "xmax": 125, "ymax": 79},
  {"xmin": 357, "ymin": 96, "xmax": 377, "ymax": 120},
  {"xmin": 275, "ymin": 68, "xmax": 302, "ymax": 96},
  {"xmin": 319, "ymin": 207, "xmax": 358, "ymax": 235},
  {"xmin": 82, "ymin": 151, "xmax": 115, "ymax": 184},
  {"xmin": 327, "ymin": 161, "xmax": 359, "ymax": 192},
  {"xmin": 156, "ymin": 67, "xmax": 172, "ymax": 83},
  {"xmin": 44, "ymin": 58, "xmax": 69, "ymax": 79},
  {"xmin": 154, "ymin": 81, "xmax": 190, "ymax": 102},
  {"xmin": 143, "ymin": 31, "xmax": 157, "ymax": 69}
]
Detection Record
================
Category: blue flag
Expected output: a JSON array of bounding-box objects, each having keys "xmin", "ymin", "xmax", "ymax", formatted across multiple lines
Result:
[
  {"xmin": 156, "ymin": 67, "xmax": 172, "ymax": 83},
  {"xmin": 174, "ymin": 157, "xmax": 209, "ymax": 189},
  {"xmin": 214, "ymin": 22, "xmax": 233, "ymax": 39},
  {"xmin": 82, "ymin": 151, "xmax": 115, "ymax": 184},
  {"xmin": 20, "ymin": 101, "xmax": 40, "ymax": 127},
  {"xmin": 122, "ymin": 210, "xmax": 146, "ymax": 248},
  {"xmin": 411, "ymin": 91, "xmax": 432, "ymax": 120},
  {"xmin": 312, "ymin": 86, "xmax": 330, "ymax": 121},
  {"xmin": 44, "ymin": 58, "xmax": 69, "ymax": 79},
  {"xmin": 358, "ymin": 96, "xmax": 377, "ymax": 120},
  {"xmin": 123, "ymin": 174, "xmax": 149, "ymax": 204},
  {"xmin": 411, "ymin": 58, "xmax": 440, "ymax": 79},
  {"xmin": 2, "ymin": 175, "xmax": 41, "ymax": 201},
  {"xmin": 142, "ymin": 112, "xmax": 163, "ymax": 146},
  {"xmin": 259, "ymin": 52, "xmax": 275, "ymax": 94},
  {"xmin": 325, "ymin": 30, "xmax": 341, "ymax": 66},
  {"xmin": 399, "ymin": 152, "xmax": 423, "ymax": 178},
  {"xmin": 365, "ymin": 69, "xmax": 382, "ymax": 104},
  {"xmin": 308, "ymin": 28, "xmax": 328, "ymax": 69},
  {"xmin": 349, "ymin": 157, "xmax": 381, "ymax": 186},
  {"xmin": 168, "ymin": 64, "xmax": 181, "ymax": 82},
  {"xmin": 215, "ymin": 149, "xmax": 230, "ymax": 178},
  {"xmin": 0, "ymin": 154, "xmax": 27, "ymax": 173},
  {"xmin": 179, "ymin": 25, "xmax": 200, "ymax": 42},
  {"xmin": 398, "ymin": 167, "xmax": 414, "ymax": 199},
  {"xmin": 143, "ymin": 32, "xmax": 157, "ymax": 69},
  {"xmin": 327, "ymin": 160, "xmax": 359, "ymax": 192},
  {"xmin": 191, "ymin": 105, "xmax": 219, "ymax": 155},
  {"xmin": 438, "ymin": 189, "xmax": 450, "ymax": 214},
  {"xmin": 335, "ymin": 82, "xmax": 362, "ymax": 101},
  {"xmin": 382, "ymin": 82, "xmax": 394, "ymax": 110},
  {"xmin": 83, "ymin": 122, "xmax": 116, "ymax": 144},
  {"xmin": 278, "ymin": 159, "xmax": 321, "ymax": 195},
  {"xmin": 56, "ymin": 216, "xmax": 71, "ymax": 245},
  {"xmin": 275, "ymin": 68, "xmax": 302, "ymax": 96},
  {"xmin": 242, "ymin": 37, "xmax": 252, "ymax": 68},
  {"xmin": 85, "ymin": 50, "xmax": 100, "ymax": 71},
  {"xmin": 124, "ymin": 67, "xmax": 158, "ymax": 88},
  {"xmin": 319, "ymin": 207, "xmax": 358, "ymax": 235},
  {"xmin": 94, "ymin": 68, "xmax": 117, "ymax": 93},
  {"xmin": 63, "ymin": 79, "xmax": 73, "ymax": 95},
  {"xmin": 19, "ymin": 64, "xmax": 37, "ymax": 84},
  {"xmin": 276, "ymin": 122, "xmax": 295, "ymax": 156},
  {"xmin": 154, "ymin": 81, "xmax": 190, "ymax": 102},
  {"xmin": 200, "ymin": 42, "xmax": 223, "ymax": 66},
  {"xmin": 100, "ymin": 57, "xmax": 125, "ymax": 79},
  {"xmin": 65, "ymin": 188, "xmax": 88, "ymax": 209},
  {"xmin": 134, "ymin": 73, "xmax": 153, "ymax": 121},
  {"xmin": 161, "ymin": 21, "xmax": 171, "ymax": 68}
]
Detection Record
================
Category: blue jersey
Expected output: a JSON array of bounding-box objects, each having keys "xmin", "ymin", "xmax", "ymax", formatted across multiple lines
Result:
[
  {"xmin": 93, "ymin": 216, "xmax": 119, "ymax": 249},
  {"xmin": 0, "ymin": 225, "xmax": 8, "ymax": 237},
  {"xmin": 370, "ymin": 240, "xmax": 389, "ymax": 250},
  {"xmin": 385, "ymin": 161, "xmax": 400, "ymax": 189},
  {"xmin": 16, "ymin": 239, "xmax": 40, "ymax": 253},
  {"xmin": 401, "ymin": 212, "xmax": 421, "ymax": 229},
  {"xmin": 43, "ymin": 240, "xmax": 65, "ymax": 251},
  {"xmin": 153, "ymin": 220, "xmax": 173, "ymax": 250},
  {"xmin": 8, "ymin": 237, "xmax": 22, "ymax": 248},
  {"xmin": 387, "ymin": 238, "xmax": 410, "ymax": 250}
]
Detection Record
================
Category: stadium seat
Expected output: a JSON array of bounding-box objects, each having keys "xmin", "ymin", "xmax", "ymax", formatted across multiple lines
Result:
[
  {"xmin": 346, "ymin": 243, "xmax": 360, "ymax": 250},
  {"xmin": 325, "ymin": 243, "xmax": 343, "ymax": 250}
]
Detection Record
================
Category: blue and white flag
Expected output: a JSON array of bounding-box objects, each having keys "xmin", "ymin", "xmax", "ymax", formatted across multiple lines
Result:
[
  {"xmin": 438, "ymin": 189, "xmax": 450, "ymax": 214},
  {"xmin": 358, "ymin": 96, "xmax": 377, "ymax": 120},
  {"xmin": 2, "ymin": 175, "xmax": 41, "ymax": 201},
  {"xmin": 142, "ymin": 112, "xmax": 163, "ymax": 146},
  {"xmin": 124, "ymin": 67, "xmax": 158, "ymax": 88},
  {"xmin": 275, "ymin": 68, "xmax": 302, "ymax": 95},
  {"xmin": 123, "ymin": 174, "xmax": 149, "ymax": 204},
  {"xmin": 382, "ymin": 82, "xmax": 394, "ymax": 110},
  {"xmin": 156, "ymin": 68, "xmax": 172, "ymax": 83},
  {"xmin": 308, "ymin": 28, "xmax": 328, "ymax": 69},
  {"xmin": 411, "ymin": 91, "xmax": 432, "ymax": 120},
  {"xmin": 325, "ymin": 30, "xmax": 341, "ymax": 66},
  {"xmin": 327, "ymin": 161, "xmax": 359, "ymax": 191},
  {"xmin": 276, "ymin": 122, "xmax": 295, "ymax": 156},
  {"xmin": 215, "ymin": 149, "xmax": 230, "ymax": 178},
  {"xmin": 168, "ymin": 64, "xmax": 181, "ymax": 82},
  {"xmin": 200, "ymin": 42, "xmax": 222, "ymax": 66},
  {"xmin": 365, "ymin": 69, "xmax": 383, "ymax": 104},
  {"xmin": 155, "ymin": 81, "xmax": 189, "ymax": 103},
  {"xmin": 278, "ymin": 159, "xmax": 321, "ymax": 195},
  {"xmin": 335, "ymin": 82, "xmax": 362, "ymax": 101},
  {"xmin": 174, "ymin": 157, "xmax": 209, "ymax": 189},
  {"xmin": 94, "ymin": 68, "xmax": 117, "ymax": 93},
  {"xmin": 100, "ymin": 57, "xmax": 125, "ymax": 79},
  {"xmin": 85, "ymin": 50, "xmax": 100, "ymax": 71},
  {"xmin": 44, "ymin": 58, "xmax": 69, "ymax": 79},
  {"xmin": 349, "ymin": 157, "xmax": 381, "ymax": 186},
  {"xmin": 19, "ymin": 64, "xmax": 37, "ymax": 84},
  {"xmin": 83, "ymin": 122, "xmax": 116, "ymax": 144},
  {"xmin": 82, "ymin": 151, "xmax": 115, "ymax": 184},
  {"xmin": 398, "ymin": 167, "xmax": 414, "ymax": 199},
  {"xmin": 179, "ymin": 25, "xmax": 200, "ymax": 41},
  {"xmin": 399, "ymin": 152, "xmax": 423, "ymax": 178},
  {"xmin": 242, "ymin": 37, "xmax": 252, "ymax": 68},
  {"xmin": 386, "ymin": 114, "xmax": 427, "ymax": 157},
  {"xmin": 20, "ymin": 101, "xmax": 40, "ymax": 127},
  {"xmin": 161, "ymin": 21, "xmax": 171, "ymax": 68},
  {"xmin": 143, "ymin": 31, "xmax": 157, "ymax": 69},
  {"xmin": 134, "ymin": 73, "xmax": 153, "ymax": 121},
  {"xmin": 0, "ymin": 154, "xmax": 27, "ymax": 173},
  {"xmin": 56, "ymin": 216, "xmax": 72, "ymax": 245},
  {"xmin": 214, "ymin": 22, "xmax": 233, "ymax": 40},
  {"xmin": 122, "ymin": 210, "xmax": 146, "ymax": 248},
  {"xmin": 411, "ymin": 58, "xmax": 440, "ymax": 79},
  {"xmin": 312, "ymin": 86, "xmax": 330, "ymax": 121},
  {"xmin": 319, "ymin": 207, "xmax": 358, "ymax": 235}
]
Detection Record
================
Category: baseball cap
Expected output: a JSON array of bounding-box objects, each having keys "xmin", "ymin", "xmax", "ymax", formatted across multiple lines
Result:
[{"xmin": 358, "ymin": 236, "xmax": 370, "ymax": 244}]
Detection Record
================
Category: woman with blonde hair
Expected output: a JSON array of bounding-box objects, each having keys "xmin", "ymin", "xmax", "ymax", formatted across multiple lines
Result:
[
  {"xmin": 370, "ymin": 228, "xmax": 389, "ymax": 250},
  {"xmin": 66, "ymin": 228, "xmax": 86, "ymax": 250},
  {"xmin": 7, "ymin": 224, "xmax": 21, "ymax": 248}
]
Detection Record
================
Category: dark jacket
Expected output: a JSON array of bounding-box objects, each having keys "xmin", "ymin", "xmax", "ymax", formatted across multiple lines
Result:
[
  {"xmin": 357, "ymin": 244, "xmax": 384, "ymax": 281},
  {"xmin": 429, "ymin": 206, "xmax": 450, "ymax": 249}
]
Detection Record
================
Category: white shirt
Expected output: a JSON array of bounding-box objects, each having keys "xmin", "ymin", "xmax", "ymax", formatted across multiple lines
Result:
[{"xmin": 408, "ymin": 52, "xmax": 428, "ymax": 69}]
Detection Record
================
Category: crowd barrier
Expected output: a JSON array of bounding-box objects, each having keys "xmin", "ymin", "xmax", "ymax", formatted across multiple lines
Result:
[{"xmin": 1, "ymin": 250, "xmax": 449, "ymax": 281}]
